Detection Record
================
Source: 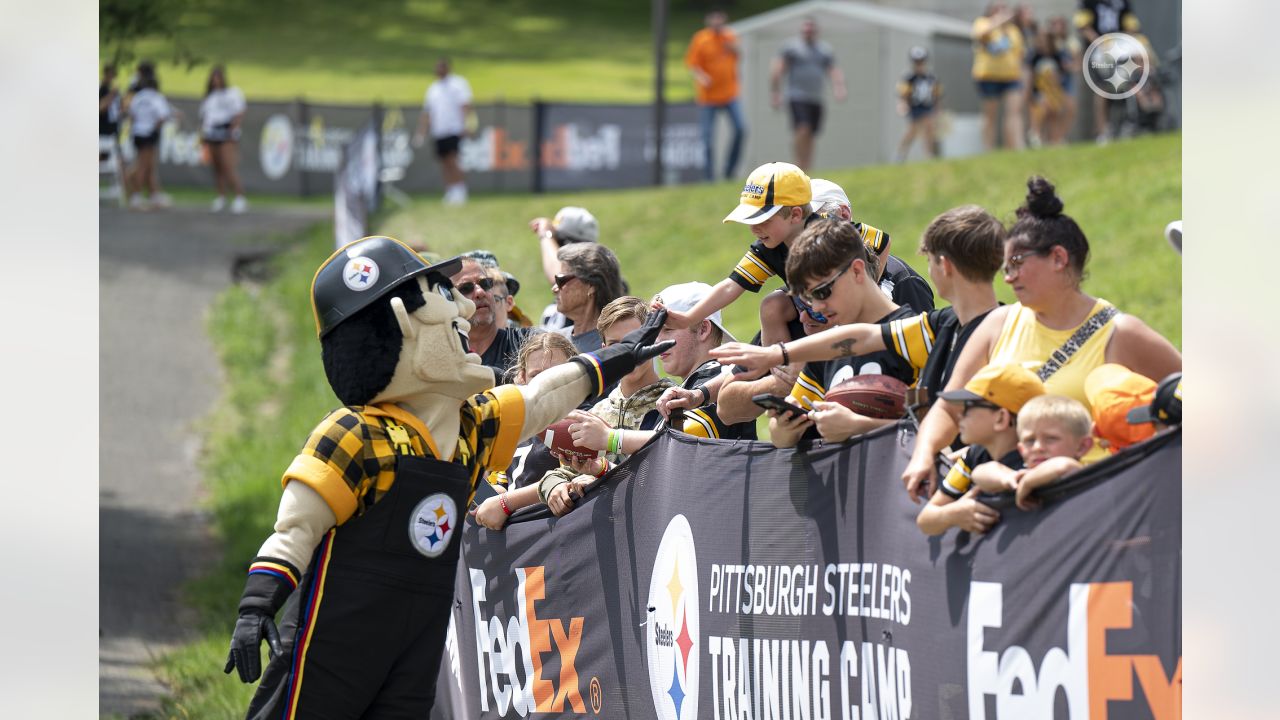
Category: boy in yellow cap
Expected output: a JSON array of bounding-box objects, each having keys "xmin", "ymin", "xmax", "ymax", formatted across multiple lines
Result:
[{"xmin": 916, "ymin": 362, "xmax": 1045, "ymax": 536}]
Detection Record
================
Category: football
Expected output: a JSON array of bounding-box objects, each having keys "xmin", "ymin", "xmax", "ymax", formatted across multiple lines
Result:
[
  {"xmin": 543, "ymin": 418, "xmax": 603, "ymax": 463},
  {"xmin": 825, "ymin": 374, "xmax": 909, "ymax": 419}
]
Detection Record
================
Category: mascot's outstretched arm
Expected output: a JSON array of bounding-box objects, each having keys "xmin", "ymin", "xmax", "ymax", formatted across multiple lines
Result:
[{"xmin": 515, "ymin": 307, "xmax": 674, "ymax": 439}]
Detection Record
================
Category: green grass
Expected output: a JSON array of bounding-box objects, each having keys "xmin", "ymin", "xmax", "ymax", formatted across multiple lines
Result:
[
  {"xmin": 381, "ymin": 133, "xmax": 1182, "ymax": 347},
  {"xmin": 155, "ymin": 134, "xmax": 1180, "ymax": 717},
  {"xmin": 108, "ymin": 0, "xmax": 781, "ymax": 104}
]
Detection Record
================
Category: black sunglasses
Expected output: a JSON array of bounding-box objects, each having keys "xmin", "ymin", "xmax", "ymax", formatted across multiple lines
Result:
[
  {"xmin": 962, "ymin": 400, "xmax": 1002, "ymax": 414},
  {"xmin": 799, "ymin": 265, "xmax": 850, "ymax": 303},
  {"xmin": 455, "ymin": 277, "xmax": 496, "ymax": 296},
  {"xmin": 554, "ymin": 273, "xmax": 578, "ymax": 289}
]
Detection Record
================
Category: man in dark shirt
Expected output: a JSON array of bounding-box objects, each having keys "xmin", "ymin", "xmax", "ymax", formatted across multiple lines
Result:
[{"xmin": 451, "ymin": 257, "xmax": 538, "ymax": 382}]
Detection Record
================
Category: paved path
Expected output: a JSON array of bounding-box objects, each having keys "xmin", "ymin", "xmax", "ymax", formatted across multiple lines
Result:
[{"xmin": 100, "ymin": 203, "xmax": 327, "ymax": 718}]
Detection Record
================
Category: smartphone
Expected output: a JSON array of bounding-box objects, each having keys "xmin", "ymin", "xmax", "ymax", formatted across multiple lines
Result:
[
  {"xmin": 751, "ymin": 394, "xmax": 808, "ymax": 420},
  {"xmin": 469, "ymin": 479, "xmax": 502, "ymax": 512}
]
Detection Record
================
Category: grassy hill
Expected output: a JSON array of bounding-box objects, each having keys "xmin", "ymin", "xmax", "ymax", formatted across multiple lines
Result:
[
  {"xmin": 151, "ymin": 134, "xmax": 1179, "ymax": 718},
  {"xmin": 381, "ymin": 133, "xmax": 1182, "ymax": 347},
  {"xmin": 106, "ymin": 0, "xmax": 783, "ymax": 104}
]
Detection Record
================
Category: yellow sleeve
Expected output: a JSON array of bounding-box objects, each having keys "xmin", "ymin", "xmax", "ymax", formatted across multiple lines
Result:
[
  {"xmin": 681, "ymin": 407, "xmax": 720, "ymax": 439},
  {"xmin": 940, "ymin": 456, "xmax": 973, "ymax": 498},
  {"xmin": 789, "ymin": 367, "xmax": 826, "ymax": 409},
  {"xmin": 281, "ymin": 408, "xmax": 368, "ymax": 525},
  {"xmin": 466, "ymin": 384, "xmax": 528, "ymax": 473},
  {"xmin": 731, "ymin": 248, "xmax": 776, "ymax": 290},
  {"xmin": 885, "ymin": 312, "xmax": 935, "ymax": 370}
]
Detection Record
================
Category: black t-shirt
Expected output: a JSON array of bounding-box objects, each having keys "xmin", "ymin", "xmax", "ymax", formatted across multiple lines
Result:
[
  {"xmin": 940, "ymin": 446, "xmax": 1025, "ymax": 499},
  {"xmin": 901, "ymin": 72, "xmax": 941, "ymax": 111},
  {"xmin": 791, "ymin": 305, "xmax": 921, "ymax": 408},
  {"xmin": 100, "ymin": 83, "xmax": 119, "ymax": 136},
  {"xmin": 668, "ymin": 359, "xmax": 758, "ymax": 441},
  {"xmin": 729, "ymin": 239, "xmax": 791, "ymax": 292},
  {"xmin": 481, "ymin": 326, "xmax": 539, "ymax": 382},
  {"xmin": 879, "ymin": 255, "xmax": 935, "ymax": 314},
  {"xmin": 504, "ymin": 436, "xmax": 561, "ymax": 490},
  {"xmin": 880, "ymin": 305, "xmax": 998, "ymax": 407},
  {"xmin": 1077, "ymin": 0, "xmax": 1133, "ymax": 36}
]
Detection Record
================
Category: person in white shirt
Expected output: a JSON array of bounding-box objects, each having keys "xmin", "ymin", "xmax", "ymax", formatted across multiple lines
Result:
[
  {"xmin": 124, "ymin": 61, "xmax": 179, "ymax": 211},
  {"xmin": 413, "ymin": 58, "xmax": 473, "ymax": 205},
  {"xmin": 200, "ymin": 65, "xmax": 248, "ymax": 213}
]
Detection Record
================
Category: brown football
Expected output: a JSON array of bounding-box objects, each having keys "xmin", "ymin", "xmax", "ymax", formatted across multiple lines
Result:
[
  {"xmin": 825, "ymin": 375, "xmax": 909, "ymax": 419},
  {"xmin": 542, "ymin": 418, "xmax": 603, "ymax": 463}
]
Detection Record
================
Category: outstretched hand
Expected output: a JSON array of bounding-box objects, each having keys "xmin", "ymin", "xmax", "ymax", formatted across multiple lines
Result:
[{"xmin": 622, "ymin": 307, "xmax": 675, "ymax": 361}]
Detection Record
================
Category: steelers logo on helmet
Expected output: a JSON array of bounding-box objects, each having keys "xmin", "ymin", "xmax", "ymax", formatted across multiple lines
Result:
[
  {"xmin": 409, "ymin": 493, "xmax": 459, "ymax": 558},
  {"xmin": 342, "ymin": 255, "xmax": 381, "ymax": 292}
]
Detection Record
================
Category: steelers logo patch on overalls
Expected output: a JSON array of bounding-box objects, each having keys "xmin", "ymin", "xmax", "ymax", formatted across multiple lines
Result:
[{"xmin": 408, "ymin": 493, "xmax": 458, "ymax": 558}]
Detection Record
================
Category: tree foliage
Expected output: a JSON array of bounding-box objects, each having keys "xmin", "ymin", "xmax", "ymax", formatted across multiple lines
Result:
[{"xmin": 100, "ymin": 0, "xmax": 201, "ymax": 69}]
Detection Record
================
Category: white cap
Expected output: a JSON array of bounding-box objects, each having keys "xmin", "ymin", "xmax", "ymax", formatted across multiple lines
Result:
[
  {"xmin": 653, "ymin": 282, "xmax": 736, "ymax": 342},
  {"xmin": 809, "ymin": 178, "xmax": 851, "ymax": 214},
  {"xmin": 552, "ymin": 206, "xmax": 599, "ymax": 243}
]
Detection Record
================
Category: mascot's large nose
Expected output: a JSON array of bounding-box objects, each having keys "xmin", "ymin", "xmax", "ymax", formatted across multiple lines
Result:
[{"xmin": 454, "ymin": 292, "xmax": 477, "ymax": 319}]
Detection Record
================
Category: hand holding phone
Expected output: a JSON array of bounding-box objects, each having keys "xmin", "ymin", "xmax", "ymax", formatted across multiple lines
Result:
[{"xmin": 752, "ymin": 393, "xmax": 808, "ymax": 420}]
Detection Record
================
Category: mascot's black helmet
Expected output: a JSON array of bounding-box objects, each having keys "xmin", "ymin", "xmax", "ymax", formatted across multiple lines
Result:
[{"xmin": 311, "ymin": 236, "xmax": 461, "ymax": 337}]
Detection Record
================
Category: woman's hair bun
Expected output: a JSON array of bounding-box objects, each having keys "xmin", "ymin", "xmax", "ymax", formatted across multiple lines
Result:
[{"xmin": 1023, "ymin": 176, "xmax": 1064, "ymax": 218}]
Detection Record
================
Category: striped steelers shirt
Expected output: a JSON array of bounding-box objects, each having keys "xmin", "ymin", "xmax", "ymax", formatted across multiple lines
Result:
[
  {"xmin": 729, "ymin": 221, "xmax": 892, "ymax": 292},
  {"xmin": 789, "ymin": 305, "xmax": 920, "ymax": 410},
  {"xmin": 940, "ymin": 446, "xmax": 1025, "ymax": 498}
]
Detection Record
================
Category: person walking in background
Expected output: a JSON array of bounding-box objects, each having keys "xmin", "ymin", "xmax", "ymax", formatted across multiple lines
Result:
[
  {"xmin": 895, "ymin": 46, "xmax": 943, "ymax": 162},
  {"xmin": 200, "ymin": 65, "xmax": 248, "ymax": 213},
  {"xmin": 123, "ymin": 61, "xmax": 177, "ymax": 211},
  {"xmin": 1049, "ymin": 16, "xmax": 1081, "ymax": 140},
  {"xmin": 1075, "ymin": 0, "xmax": 1137, "ymax": 143},
  {"xmin": 413, "ymin": 57, "xmax": 473, "ymax": 205},
  {"xmin": 1028, "ymin": 28, "xmax": 1069, "ymax": 146},
  {"xmin": 685, "ymin": 9, "xmax": 746, "ymax": 181},
  {"xmin": 971, "ymin": 3, "xmax": 1026, "ymax": 151},
  {"xmin": 99, "ymin": 63, "xmax": 121, "ymax": 152},
  {"xmin": 769, "ymin": 16, "xmax": 847, "ymax": 172}
]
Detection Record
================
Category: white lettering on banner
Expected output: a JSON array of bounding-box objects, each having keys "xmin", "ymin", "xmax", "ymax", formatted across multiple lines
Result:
[
  {"xmin": 469, "ymin": 567, "xmax": 587, "ymax": 716},
  {"xmin": 708, "ymin": 637, "xmax": 911, "ymax": 720},
  {"xmin": 158, "ymin": 121, "xmax": 203, "ymax": 166},
  {"xmin": 708, "ymin": 563, "xmax": 909, "ymax": 626},
  {"xmin": 540, "ymin": 124, "xmax": 621, "ymax": 171},
  {"xmin": 967, "ymin": 581, "xmax": 1087, "ymax": 719},
  {"xmin": 643, "ymin": 123, "xmax": 705, "ymax": 170}
]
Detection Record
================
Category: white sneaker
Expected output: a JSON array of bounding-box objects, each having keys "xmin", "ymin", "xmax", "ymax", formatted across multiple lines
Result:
[
  {"xmin": 230, "ymin": 195, "xmax": 248, "ymax": 214},
  {"xmin": 129, "ymin": 194, "xmax": 150, "ymax": 211},
  {"xmin": 211, "ymin": 196, "xmax": 227, "ymax": 213},
  {"xmin": 151, "ymin": 192, "xmax": 173, "ymax": 208}
]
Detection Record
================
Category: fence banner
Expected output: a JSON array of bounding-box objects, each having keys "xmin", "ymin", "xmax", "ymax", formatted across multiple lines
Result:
[
  {"xmin": 334, "ymin": 119, "xmax": 381, "ymax": 249},
  {"xmin": 434, "ymin": 425, "xmax": 1181, "ymax": 719},
  {"xmin": 536, "ymin": 102, "xmax": 705, "ymax": 192},
  {"xmin": 131, "ymin": 98, "xmax": 703, "ymax": 195}
]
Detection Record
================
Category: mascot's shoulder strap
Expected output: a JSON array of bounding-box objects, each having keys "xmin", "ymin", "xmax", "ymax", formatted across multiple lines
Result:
[{"xmin": 359, "ymin": 403, "xmax": 442, "ymax": 459}]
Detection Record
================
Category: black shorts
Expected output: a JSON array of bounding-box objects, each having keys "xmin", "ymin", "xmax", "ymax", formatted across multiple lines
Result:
[
  {"xmin": 789, "ymin": 101, "xmax": 825, "ymax": 134},
  {"xmin": 133, "ymin": 132, "xmax": 160, "ymax": 150},
  {"xmin": 434, "ymin": 135, "xmax": 461, "ymax": 159}
]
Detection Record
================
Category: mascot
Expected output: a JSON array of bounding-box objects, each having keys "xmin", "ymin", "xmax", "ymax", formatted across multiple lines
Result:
[{"xmin": 223, "ymin": 236, "xmax": 670, "ymax": 718}]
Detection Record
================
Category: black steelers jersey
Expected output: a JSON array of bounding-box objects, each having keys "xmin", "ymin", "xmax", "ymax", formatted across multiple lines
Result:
[
  {"xmin": 940, "ymin": 446, "xmax": 1025, "ymax": 498},
  {"xmin": 789, "ymin": 305, "xmax": 921, "ymax": 409}
]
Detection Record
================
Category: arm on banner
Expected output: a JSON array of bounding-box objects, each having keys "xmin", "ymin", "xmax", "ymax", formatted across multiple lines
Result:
[
  {"xmin": 916, "ymin": 487, "xmax": 1000, "ymax": 536},
  {"xmin": 1014, "ymin": 457, "xmax": 1085, "ymax": 511}
]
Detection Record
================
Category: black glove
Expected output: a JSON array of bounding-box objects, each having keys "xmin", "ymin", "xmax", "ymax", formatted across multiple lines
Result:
[
  {"xmin": 223, "ymin": 559, "xmax": 297, "ymax": 683},
  {"xmin": 570, "ymin": 307, "xmax": 676, "ymax": 399}
]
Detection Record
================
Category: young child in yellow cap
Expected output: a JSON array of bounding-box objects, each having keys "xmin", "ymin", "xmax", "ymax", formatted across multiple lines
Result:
[{"xmin": 916, "ymin": 362, "xmax": 1045, "ymax": 536}]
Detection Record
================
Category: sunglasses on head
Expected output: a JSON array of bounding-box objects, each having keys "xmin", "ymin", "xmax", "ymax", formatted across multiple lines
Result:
[
  {"xmin": 554, "ymin": 273, "xmax": 578, "ymax": 289},
  {"xmin": 455, "ymin": 277, "xmax": 496, "ymax": 296}
]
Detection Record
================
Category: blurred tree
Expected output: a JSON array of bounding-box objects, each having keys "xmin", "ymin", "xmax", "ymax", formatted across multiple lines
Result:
[{"xmin": 100, "ymin": 0, "xmax": 201, "ymax": 68}]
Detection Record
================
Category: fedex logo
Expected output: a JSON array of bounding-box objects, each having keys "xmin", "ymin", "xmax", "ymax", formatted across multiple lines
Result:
[
  {"xmin": 470, "ymin": 567, "xmax": 587, "ymax": 716},
  {"xmin": 968, "ymin": 581, "xmax": 1182, "ymax": 719}
]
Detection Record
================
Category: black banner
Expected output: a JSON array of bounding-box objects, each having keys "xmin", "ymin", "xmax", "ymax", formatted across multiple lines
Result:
[
  {"xmin": 435, "ymin": 425, "xmax": 1181, "ymax": 719},
  {"xmin": 334, "ymin": 119, "xmax": 380, "ymax": 249},
  {"xmin": 123, "ymin": 99, "xmax": 703, "ymax": 195}
]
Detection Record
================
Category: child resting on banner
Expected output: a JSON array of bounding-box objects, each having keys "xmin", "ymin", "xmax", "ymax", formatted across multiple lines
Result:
[
  {"xmin": 538, "ymin": 297, "xmax": 675, "ymax": 516},
  {"xmin": 973, "ymin": 393, "xmax": 1097, "ymax": 512}
]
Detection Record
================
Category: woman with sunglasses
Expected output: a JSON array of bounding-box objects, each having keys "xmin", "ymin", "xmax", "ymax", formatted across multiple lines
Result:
[
  {"xmin": 552, "ymin": 243, "xmax": 628, "ymax": 353},
  {"xmin": 901, "ymin": 177, "xmax": 1182, "ymax": 502}
]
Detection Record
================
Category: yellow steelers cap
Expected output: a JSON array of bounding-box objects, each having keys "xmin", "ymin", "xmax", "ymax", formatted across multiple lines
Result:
[
  {"xmin": 939, "ymin": 362, "xmax": 1046, "ymax": 414},
  {"xmin": 723, "ymin": 162, "xmax": 812, "ymax": 225}
]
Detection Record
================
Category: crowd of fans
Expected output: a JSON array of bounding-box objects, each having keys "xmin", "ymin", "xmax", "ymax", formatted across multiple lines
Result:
[{"xmin": 435, "ymin": 161, "xmax": 1180, "ymax": 535}]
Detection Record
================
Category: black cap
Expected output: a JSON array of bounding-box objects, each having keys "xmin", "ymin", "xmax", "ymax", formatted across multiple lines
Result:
[
  {"xmin": 311, "ymin": 236, "xmax": 460, "ymax": 337},
  {"xmin": 1126, "ymin": 372, "xmax": 1182, "ymax": 425}
]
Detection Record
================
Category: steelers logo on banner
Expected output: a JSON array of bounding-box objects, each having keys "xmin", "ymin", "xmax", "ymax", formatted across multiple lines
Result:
[
  {"xmin": 343, "ymin": 256, "xmax": 380, "ymax": 292},
  {"xmin": 647, "ymin": 514, "xmax": 700, "ymax": 720},
  {"xmin": 409, "ymin": 493, "xmax": 458, "ymax": 558}
]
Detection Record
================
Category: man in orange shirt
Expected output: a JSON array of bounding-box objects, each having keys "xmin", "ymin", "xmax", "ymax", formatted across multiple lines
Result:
[{"xmin": 686, "ymin": 9, "xmax": 746, "ymax": 181}]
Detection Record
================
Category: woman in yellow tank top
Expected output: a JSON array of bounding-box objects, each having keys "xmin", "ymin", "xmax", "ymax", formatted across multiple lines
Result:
[{"xmin": 902, "ymin": 176, "xmax": 1181, "ymax": 501}]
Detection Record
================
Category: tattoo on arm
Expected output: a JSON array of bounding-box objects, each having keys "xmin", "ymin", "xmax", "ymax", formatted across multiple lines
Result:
[{"xmin": 831, "ymin": 338, "xmax": 858, "ymax": 357}]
